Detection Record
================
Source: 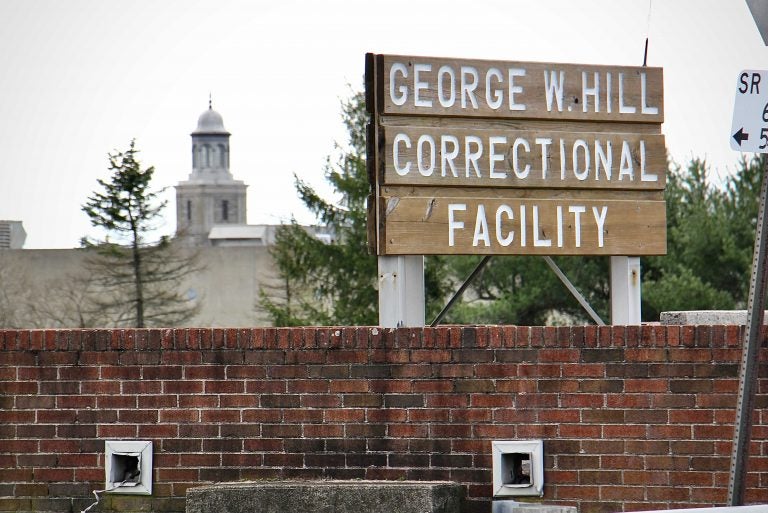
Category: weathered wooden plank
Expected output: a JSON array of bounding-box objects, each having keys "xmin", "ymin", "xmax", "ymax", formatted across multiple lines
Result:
[
  {"xmin": 378, "ymin": 191, "xmax": 666, "ymax": 256},
  {"xmin": 381, "ymin": 125, "xmax": 666, "ymax": 190},
  {"xmin": 380, "ymin": 115, "xmax": 662, "ymax": 134},
  {"xmin": 376, "ymin": 54, "xmax": 664, "ymax": 123}
]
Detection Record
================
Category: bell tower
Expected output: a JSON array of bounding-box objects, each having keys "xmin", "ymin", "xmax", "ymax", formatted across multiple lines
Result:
[{"xmin": 175, "ymin": 100, "xmax": 247, "ymax": 245}]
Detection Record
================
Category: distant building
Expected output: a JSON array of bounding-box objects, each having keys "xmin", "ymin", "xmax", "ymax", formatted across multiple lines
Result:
[
  {"xmin": 176, "ymin": 101, "xmax": 260, "ymax": 246},
  {"xmin": 0, "ymin": 102, "xmax": 336, "ymax": 328},
  {"xmin": 0, "ymin": 221, "xmax": 26, "ymax": 249}
]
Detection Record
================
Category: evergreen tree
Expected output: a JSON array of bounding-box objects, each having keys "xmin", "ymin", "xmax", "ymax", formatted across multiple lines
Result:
[
  {"xmin": 642, "ymin": 155, "xmax": 764, "ymax": 320},
  {"xmin": 82, "ymin": 140, "xmax": 200, "ymax": 327},
  {"xmin": 260, "ymin": 91, "xmax": 448, "ymax": 326}
]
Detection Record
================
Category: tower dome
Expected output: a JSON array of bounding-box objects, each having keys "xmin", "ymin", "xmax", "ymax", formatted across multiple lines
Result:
[{"xmin": 192, "ymin": 102, "xmax": 230, "ymax": 135}]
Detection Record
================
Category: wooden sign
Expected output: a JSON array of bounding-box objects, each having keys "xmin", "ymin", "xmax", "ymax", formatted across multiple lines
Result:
[
  {"xmin": 378, "ymin": 188, "xmax": 666, "ymax": 256},
  {"xmin": 373, "ymin": 54, "xmax": 664, "ymax": 123},
  {"xmin": 365, "ymin": 53, "xmax": 666, "ymax": 257},
  {"xmin": 381, "ymin": 125, "xmax": 666, "ymax": 190}
]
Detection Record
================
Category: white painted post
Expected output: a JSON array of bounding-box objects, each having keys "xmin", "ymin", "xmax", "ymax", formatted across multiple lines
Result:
[
  {"xmin": 378, "ymin": 255, "xmax": 425, "ymax": 328},
  {"xmin": 610, "ymin": 256, "xmax": 641, "ymax": 324}
]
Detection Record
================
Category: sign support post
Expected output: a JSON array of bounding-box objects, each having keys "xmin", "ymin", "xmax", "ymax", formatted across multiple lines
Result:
[
  {"xmin": 378, "ymin": 255, "xmax": 425, "ymax": 328},
  {"xmin": 727, "ymin": 69, "xmax": 768, "ymax": 505},
  {"xmin": 610, "ymin": 256, "xmax": 642, "ymax": 324}
]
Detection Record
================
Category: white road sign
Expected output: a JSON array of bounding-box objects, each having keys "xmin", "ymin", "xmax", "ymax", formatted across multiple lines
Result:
[{"xmin": 731, "ymin": 69, "xmax": 768, "ymax": 153}]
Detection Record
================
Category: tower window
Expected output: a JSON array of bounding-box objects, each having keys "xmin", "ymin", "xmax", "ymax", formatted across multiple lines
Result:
[
  {"xmin": 187, "ymin": 200, "xmax": 192, "ymax": 221},
  {"xmin": 222, "ymin": 200, "xmax": 229, "ymax": 221}
]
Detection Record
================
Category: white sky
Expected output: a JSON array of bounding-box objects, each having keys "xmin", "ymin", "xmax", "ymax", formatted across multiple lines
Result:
[{"xmin": 0, "ymin": 0, "xmax": 766, "ymax": 249}]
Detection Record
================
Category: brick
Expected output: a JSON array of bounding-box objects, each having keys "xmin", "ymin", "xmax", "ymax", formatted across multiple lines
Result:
[
  {"xmin": 345, "ymin": 424, "xmax": 386, "ymax": 438},
  {"xmin": 123, "ymin": 381, "xmax": 163, "ymax": 395},
  {"xmin": 160, "ymin": 409, "xmax": 200, "ymax": 423},
  {"xmin": 324, "ymin": 408, "xmax": 365, "ymax": 422},
  {"xmin": 671, "ymin": 440, "xmax": 715, "ymax": 455},
  {"xmin": 262, "ymin": 424, "xmax": 302, "ymax": 437},
  {"xmin": 383, "ymin": 394, "xmax": 424, "ymax": 407},
  {"xmin": 163, "ymin": 380, "xmax": 203, "ymax": 394},
  {"xmin": 652, "ymin": 394, "xmax": 696, "ymax": 408},
  {"xmin": 98, "ymin": 425, "xmax": 138, "ymax": 438},
  {"xmin": 560, "ymin": 424, "xmax": 602, "ymax": 438},
  {"xmin": 32, "ymin": 468, "xmax": 73, "ymax": 482},
  {"xmin": 300, "ymin": 394, "xmax": 341, "ymax": 408},
  {"xmin": 179, "ymin": 394, "xmax": 218, "ymax": 408},
  {"xmin": 560, "ymin": 394, "xmax": 603, "ymax": 408},
  {"xmin": 606, "ymin": 394, "xmax": 651, "ymax": 408},
  {"xmin": 646, "ymin": 424, "xmax": 693, "ymax": 441},
  {"xmin": 388, "ymin": 423, "xmax": 429, "ymax": 438},
  {"xmin": 202, "ymin": 439, "xmax": 243, "ymax": 452},
  {"xmin": 558, "ymin": 455, "xmax": 600, "ymax": 469},
  {"xmin": 329, "ymin": 380, "xmax": 369, "ymax": 393},
  {"xmin": 454, "ymin": 379, "xmax": 495, "ymax": 393},
  {"xmin": 205, "ymin": 380, "xmax": 245, "ymax": 394},
  {"xmin": 261, "ymin": 394, "xmax": 300, "ymax": 408},
  {"xmin": 583, "ymin": 348, "xmax": 625, "ymax": 362},
  {"xmin": 201, "ymin": 409, "xmax": 241, "ymax": 423}
]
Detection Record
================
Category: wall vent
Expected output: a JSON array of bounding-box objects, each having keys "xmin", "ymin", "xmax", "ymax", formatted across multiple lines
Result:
[
  {"xmin": 104, "ymin": 440, "xmax": 153, "ymax": 495},
  {"xmin": 492, "ymin": 440, "xmax": 544, "ymax": 497}
]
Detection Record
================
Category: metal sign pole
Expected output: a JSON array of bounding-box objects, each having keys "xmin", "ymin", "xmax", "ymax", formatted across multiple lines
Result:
[
  {"xmin": 728, "ymin": 156, "xmax": 768, "ymax": 506},
  {"xmin": 610, "ymin": 256, "xmax": 642, "ymax": 324}
]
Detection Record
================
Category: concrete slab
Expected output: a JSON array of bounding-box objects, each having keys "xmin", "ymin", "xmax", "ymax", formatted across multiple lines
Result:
[
  {"xmin": 492, "ymin": 501, "xmax": 577, "ymax": 513},
  {"xmin": 185, "ymin": 480, "xmax": 463, "ymax": 513},
  {"xmin": 660, "ymin": 310, "xmax": 764, "ymax": 325}
]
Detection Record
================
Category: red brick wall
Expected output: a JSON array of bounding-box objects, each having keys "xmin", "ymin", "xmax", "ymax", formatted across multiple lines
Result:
[{"xmin": 0, "ymin": 326, "xmax": 766, "ymax": 513}]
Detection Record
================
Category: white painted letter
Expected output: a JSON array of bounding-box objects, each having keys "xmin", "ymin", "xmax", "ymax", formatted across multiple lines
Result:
[
  {"xmin": 414, "ymin": 63, "xmax": 432, "ymax": 108},
  {"xmin": 641, "ymin": 72, "xmax": 659, "ymax": 115},
  {"xmin": 441, "ymin": 135, "xmax": 459, "ymax": 177},
  {"xmin": 619, "ymin": 140, "xmax": 634, "ymax": 181},
  {"xmin": 448, "ymin": 203, "xmax": 466, "ymax": 247},
  {"xmin": 508, "ymin": 68, "xmax": 526, "ymax": 111},
  {"xmin": 533, "ymin": 206, "xmax": 552, "ymax": 247},
  {"xmin": 569, "ymin": 205, "xmax": 586, "ymax": 247},
  {"xmin": 465, "ymin": 136, "xmax": 483, "ymax": 178},
  {"xmin": 595, "ymin": 140, "xmax": 612, "ymax": 181},
  {"xmin": 556, "ymin": 205, "xmax": 564, "ymax": 247},
  {"xmin": 393, "ymin": 133, "xmax": 412, "ymax": 176},
  {"xmin": 559, "ymin": 139, "xmax": 567, "ymax": 180},
  {"xmin": 536, "ymin": 137, "xmax": 552, "ymax": 179},
  {"xmin": 390, "ymin": 62, "xmax": 408, "ymax": 106},
  {"xmin": 473, "ymin": 205, "xmax": 491, "ymax": 247},
  {"xmin": 582, "ymin": 71, "xmax": 600, "ymax": 113},
  {"xmin": 512, "ymin": 137, "xmax": 531, "ymax": 179},
  {"xmin": 618, "ymin": 72, "xmax": 636, "ymax": 114},
  {"xmin": 639, "ymin": 140, "xmax": 658, "ymax": 182},
  {"xmin": 489, "ymin": 136, "xmax": 507, "ymax": 179},
  {"xmin": 592, "ymin": 206, "xmax": 608, "ymax": 248},
  {"xmin": 572, "ymin": 139, "xmax": 590, "ymax": 181},
  {"xmin": 437, "ymin": 65, "xmax": 456, "ymax": 108},
  {"xmin": 496, "ymin": 205, "xmax": 514, "ymax": 246},
  {"xmin": 486, "ymin": 67, "xmax": 504, "ymax": 110},
  {"xmin": 417, "ymin": 134, "xmax": 436, "ymax": 176},
  {"xmin": 544, "ymin": 70, "xmax": 565, "ymax": 112},
  {"xmin": 461, "ymin": 66, "xmax": 479, "ymax": 109}
]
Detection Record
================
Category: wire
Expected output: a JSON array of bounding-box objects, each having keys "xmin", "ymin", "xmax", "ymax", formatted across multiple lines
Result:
[
  {"xmin": 643, "ymin": 0, "xmax": 653, "ymax": 66},
  {"xmin": 80, "ymin": 479, "xmax": 131, "ymax": 513}
]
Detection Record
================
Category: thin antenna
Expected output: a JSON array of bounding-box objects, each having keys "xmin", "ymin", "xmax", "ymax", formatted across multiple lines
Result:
[{"xmin": 643, "ymin": 0, "xmax": 653, "ymax": 66}]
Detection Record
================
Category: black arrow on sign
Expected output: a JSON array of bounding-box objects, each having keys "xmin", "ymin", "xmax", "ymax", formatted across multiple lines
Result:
[{"xmin": 733, "ymin": 127, "xmax": 750, "ymax": 146}]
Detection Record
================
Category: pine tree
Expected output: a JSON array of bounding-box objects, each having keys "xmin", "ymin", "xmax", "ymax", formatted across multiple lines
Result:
[{"xmin": 82, "ymin": 140, "xmax": 200, "ymax": 327}]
